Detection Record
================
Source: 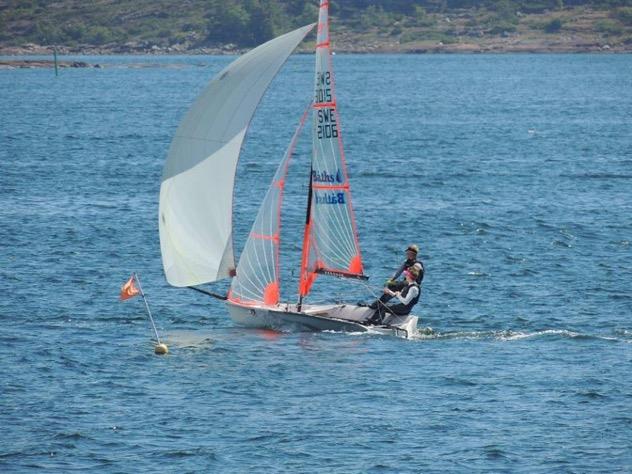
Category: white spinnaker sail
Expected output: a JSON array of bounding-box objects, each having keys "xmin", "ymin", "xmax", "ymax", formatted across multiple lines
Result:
[{"xmin": 159, "ymin": 24, "xmax": 314, "ymax": 287}]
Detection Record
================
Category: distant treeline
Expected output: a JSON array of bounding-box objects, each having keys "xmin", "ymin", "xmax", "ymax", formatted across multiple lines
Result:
[{"xmin": 2, "ymin": 0, "xmax": 632, "ymax": 47}]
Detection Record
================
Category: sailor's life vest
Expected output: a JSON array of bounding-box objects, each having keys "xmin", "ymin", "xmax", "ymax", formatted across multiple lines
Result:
[{"xmin": 399, "ymin": 282, "xmax": 421, "ymax": 314}]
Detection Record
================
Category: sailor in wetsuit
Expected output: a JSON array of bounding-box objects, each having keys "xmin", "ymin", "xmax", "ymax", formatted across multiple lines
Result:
[
  {"xmin": 369, "ymin": 244, "xmax": 424, "ymax": 309},
  {"xmin": 368, "ymin": 266, "xmax": 421, "ymax": 325}
]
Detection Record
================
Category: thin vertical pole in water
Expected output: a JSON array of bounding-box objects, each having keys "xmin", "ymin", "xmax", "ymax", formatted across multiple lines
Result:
[
  {"xmin": 133, "ymin": 273, "xmax": 161, "ymax": 345},
  {"xmin": 53, "ymin": 47, "xmax": 58, "ymax": 76}
]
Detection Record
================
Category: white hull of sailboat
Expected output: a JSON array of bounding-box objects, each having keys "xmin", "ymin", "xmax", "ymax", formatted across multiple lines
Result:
[{"xmin": 226, "ymin": 301, "xmax": 418, "ymax": 339}]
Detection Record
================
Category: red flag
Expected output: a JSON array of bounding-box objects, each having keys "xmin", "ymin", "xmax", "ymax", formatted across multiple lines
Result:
[{"xmin": 120, "ymin": 275, "xmax": 140, "ymax": 300}]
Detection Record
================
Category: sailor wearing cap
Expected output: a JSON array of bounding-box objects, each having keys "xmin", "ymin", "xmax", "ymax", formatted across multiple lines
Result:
[{"xmin": 397, "ymin": 245, "xmax": 423, "ymax": 285}]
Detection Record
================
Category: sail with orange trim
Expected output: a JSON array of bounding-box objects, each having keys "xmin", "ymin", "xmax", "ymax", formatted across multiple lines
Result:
[
  {"xmin": 299, "ymin": 0, "xmax": 366, "ymax": 298},
  {"xmin": 229, "ymin": 106, "xmax": 310, "ymax": 306}
]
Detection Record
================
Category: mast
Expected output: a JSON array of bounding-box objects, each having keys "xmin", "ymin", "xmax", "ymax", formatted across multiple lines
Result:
[{"xmin": 298, "ymin": 167, "xmax": 314, "ymax": 312}]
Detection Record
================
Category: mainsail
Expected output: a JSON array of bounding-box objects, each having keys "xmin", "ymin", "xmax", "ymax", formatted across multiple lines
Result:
[
  {"xmin": 159, "ymin": 24, "xmax": 314, "ymax": 287},
  {"xmin": 299, "ymin": 0, "xmax": 365, "ymax": 297}
]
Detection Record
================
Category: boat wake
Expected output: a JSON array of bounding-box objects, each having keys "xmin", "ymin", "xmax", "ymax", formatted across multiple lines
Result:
[
  {"xmin": 294, "ymin": 326, "xmax": 632, "ymax": 344},
  {"xmin": 408, "ymin": 328, "xmax": 632, "ymax": 343}
]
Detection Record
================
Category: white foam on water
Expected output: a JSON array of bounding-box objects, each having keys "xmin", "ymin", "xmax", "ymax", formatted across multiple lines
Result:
[{"xmin": 495, "ymin": 329, "xmax": 581, "ymax": 341}]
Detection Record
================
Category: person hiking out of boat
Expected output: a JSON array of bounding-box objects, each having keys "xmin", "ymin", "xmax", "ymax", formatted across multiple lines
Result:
[
  {"xmin": 368, "ymin": 266, "xmax": 421, "ymax": 325},
  {"xmin": 368, "ymin": 244, "xmax": 424, "ymax": 309}
]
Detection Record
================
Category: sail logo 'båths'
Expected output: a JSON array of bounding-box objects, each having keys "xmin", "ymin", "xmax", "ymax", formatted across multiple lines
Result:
[{"xmin": 312, "ymin": 169, "xmax": 343, "ymax": 183}]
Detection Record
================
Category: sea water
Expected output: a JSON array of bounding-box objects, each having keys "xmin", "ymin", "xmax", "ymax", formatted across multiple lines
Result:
[{"xmin": 1, "ymin": 54, "xmax": 631, "ymax": 472}]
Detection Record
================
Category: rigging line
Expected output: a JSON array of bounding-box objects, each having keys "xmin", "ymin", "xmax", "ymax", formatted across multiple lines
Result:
[{"xmin": 338, "ymin": 277, "xmax": 382, "ymax": 301}]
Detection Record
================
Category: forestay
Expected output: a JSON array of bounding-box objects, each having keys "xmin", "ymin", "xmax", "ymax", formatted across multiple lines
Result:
[
  {"xmin": 299, "ymin": 0, "xmax": 365, "ymax": 297},
  {"xmin": 159, "ymin": 24, "xmax": 314, "ymax": 288}
]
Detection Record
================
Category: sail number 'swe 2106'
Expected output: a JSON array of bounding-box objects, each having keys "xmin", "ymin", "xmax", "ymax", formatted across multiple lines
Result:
[
  {"xmin": 317, "ymin": 108, "xmax": 338, "ymax": 139},
  {"xmin": 315, "ymin": 72, "xmax": 338, "ymax": 139}
]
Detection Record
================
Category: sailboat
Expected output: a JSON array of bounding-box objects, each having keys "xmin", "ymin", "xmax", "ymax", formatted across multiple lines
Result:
[{"xmin": 159, "ymin": 1, "xmax": 419, "ymax": 338}]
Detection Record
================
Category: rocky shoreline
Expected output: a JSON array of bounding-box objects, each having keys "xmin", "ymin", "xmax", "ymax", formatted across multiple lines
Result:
[
  {"xmin": 0, "ymin": 59, "xmax": 102, "ymax": 69},
  {"xmin": 0, "ymin": 36, "xmax": 628, "ymax": 64}
]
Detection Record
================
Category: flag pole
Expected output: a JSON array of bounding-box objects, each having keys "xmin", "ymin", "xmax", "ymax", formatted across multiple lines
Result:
[{"xmin": 133, "ymin": 273, "xmax": 168, "ymax": 354}]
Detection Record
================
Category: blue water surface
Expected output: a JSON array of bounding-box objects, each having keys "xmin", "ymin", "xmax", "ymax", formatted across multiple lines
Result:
[{"xmin": 1, "ymin": 53, "xmax": 631, "ymax": 472}]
